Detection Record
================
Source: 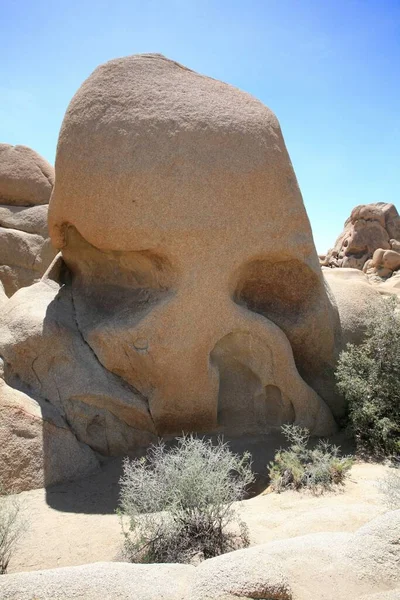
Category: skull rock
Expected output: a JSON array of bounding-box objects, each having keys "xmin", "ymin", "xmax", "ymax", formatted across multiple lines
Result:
[
  {"xmin": 0, "ymin": 54, "xmax": 339, "ymax": 485},
  {"xmin": 48, "ymin": 54, "xmax": 338, "ymax": 437}
]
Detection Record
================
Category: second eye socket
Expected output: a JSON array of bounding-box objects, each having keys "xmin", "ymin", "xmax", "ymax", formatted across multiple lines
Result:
[{"xmin": 232, "ymin": 258, "xmax": 319, "ymax": 328}]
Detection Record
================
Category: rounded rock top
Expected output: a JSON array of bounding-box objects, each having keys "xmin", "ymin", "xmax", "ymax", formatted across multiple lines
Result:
[
  {"xmin": 0, "ymin": 144, "xmax": 54, "ymax": 206},
  {"xmin": 49, "ymin": 53, "xmax": 310, "ymax": 253}
]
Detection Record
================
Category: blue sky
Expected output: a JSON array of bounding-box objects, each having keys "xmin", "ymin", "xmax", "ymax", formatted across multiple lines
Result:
[{"xmin": 1, "ymin": 0, "xmax": 399, "ymax": 252}]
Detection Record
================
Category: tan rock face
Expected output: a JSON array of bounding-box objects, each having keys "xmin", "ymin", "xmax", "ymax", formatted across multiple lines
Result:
[
  {"xmin": 190, "ymin": 510, "xmax": 400, "ymax": 600},
  {"xmin": 0, "ymin": 377, "xmax": 99, "ymax": 493},
  {"xmin": 0, "ymin": 275, "xmax": 158, "ymax": 463},
  {"xmin": 50, "ymin": 54, "xmax": 339, "ymax": 433},
  {"xmin": 322, "ymin": 268, "xmax": 382, "ymax": 346},
  {"xmin": 0, "ymin": 144, "xmax": 57, "ymax": 299},
  {"xmin": 0, "ymin": 144, "xmax": 54, "ymax": 207},
  {"xmin": 0, "ymin": 54, "xmax": 343, "ymax": 490}
]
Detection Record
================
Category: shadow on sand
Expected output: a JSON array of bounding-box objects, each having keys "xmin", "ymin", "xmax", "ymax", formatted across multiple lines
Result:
[
  {"xmin": 44, "ymin": 428, "xmax": 356, "ymax": 515},
  {"xmin": 44, "ymin": 432, "xmax": 290, "ymax": 515}
]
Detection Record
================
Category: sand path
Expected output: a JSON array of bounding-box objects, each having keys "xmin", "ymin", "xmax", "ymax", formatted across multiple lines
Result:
[{"xmin": 8, "ymin": 461, "xmax": 390, "ymax": 574}]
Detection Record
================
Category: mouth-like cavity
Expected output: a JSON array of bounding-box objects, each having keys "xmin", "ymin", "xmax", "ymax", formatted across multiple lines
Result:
[
  {"xmin": 210, "ymin": 323, "xmax": 335, "ymax": 437},
  {"xmin": 211, "ymin": 331, "xmax": 295, "ymax": 434}
]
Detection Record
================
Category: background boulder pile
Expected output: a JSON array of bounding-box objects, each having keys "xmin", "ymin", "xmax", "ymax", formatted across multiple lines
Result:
[
  {"xmin": 322, "ymin": 202, "xmax": 400, "ymax": 282},
  {"xmin": 0, "ymin": 144, "xmax": 56, "ymax": 303}
]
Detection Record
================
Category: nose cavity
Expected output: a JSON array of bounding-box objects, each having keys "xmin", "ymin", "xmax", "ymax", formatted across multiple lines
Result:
[{"xmin": 210, "ymin": 331, "xmax": 295, "ymax": 435}]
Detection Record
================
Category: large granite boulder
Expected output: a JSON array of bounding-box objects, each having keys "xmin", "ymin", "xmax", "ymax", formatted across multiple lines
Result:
[
  {"xmin": 322, "ymin": 202, "xmax": 400, "ymax": 302},
  {"xmin": 190, "ymin": 509, "xmax": 400, "ymax": 600},
  {"xmin": 0, "ymin": 562, "xmax": 194, "ymax": 600},
  {"xmin": 322, "ymin": 268, "xmax": 383, "ymax": 346},
  {"xmin": 0, "ymin": 144, "xmax": 57, "ymax": 299},
  {"xmin": 0, "ymin": 376, "xmax": 99, "ymax": 493},
  {"xmin": 0, "ymin": 144, "xmax": 54, "ymax": 206},
  {"xmin": 46, "ymin": 53, "xmax": 341, "ymax": 436}
]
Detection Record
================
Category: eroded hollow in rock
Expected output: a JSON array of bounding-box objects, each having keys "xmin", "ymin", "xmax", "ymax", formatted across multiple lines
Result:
[
  {"xmin": 232, "ymin": 258, "xmax": 326, "ymax": 380},
  {"xmin": 62, "ymin": 226, "xmax": 178, "ymax": 335},
  {"xmin": 233, "ymin": 258, "xmax": 319, "ymax": 326},
  {"xmin": 211, "ymin": 331, "xmax": 295, "ymax": 435}
]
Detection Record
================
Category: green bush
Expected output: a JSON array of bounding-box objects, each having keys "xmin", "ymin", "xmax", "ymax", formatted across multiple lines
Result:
[
  {"xmin": 118, "ymin": 435, "xmax": 254, "ymax": 564},
  {"xmin": 335, "ymin": 296, "xmax": 400, "ymax": 456},
  {"xmin": 268, "ymin": 424, "xmax": 353, "ymax": 493},
  {"xmin": 0, "ymin": 488, "xmax": 27, "ymax": 574}
]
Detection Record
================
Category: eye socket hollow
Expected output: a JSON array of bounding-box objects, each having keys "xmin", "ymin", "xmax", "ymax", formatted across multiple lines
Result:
[
  {"xmin": 233, "ymin": 258, "xmax": 319, "ymax": 326},
  {"xmin": 62, "ymin": 225, "xmax": 177, "ymax": 292},
  {"xmin": 61, "ymin": 225, "xmax": 178, "ymax": 329}
]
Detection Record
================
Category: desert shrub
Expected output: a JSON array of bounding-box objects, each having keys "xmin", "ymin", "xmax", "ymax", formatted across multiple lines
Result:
[
  {"xmin": 0, "ymin": 488, "xmax": 27, "ymax": 574},
  {"xmin": 335, "ymin": 296, "xmax": 400, "ymax": 456},
  {"xmin": 378, "ymin": 465, "xmax": 400, "ymax": 509},
  {"xmin": 118, "ymin": 434, "xmax": 254, "ymax": 564},
  {"xmin": 268, "ymin": 424, "xmax": 353, "ymax": 493}
]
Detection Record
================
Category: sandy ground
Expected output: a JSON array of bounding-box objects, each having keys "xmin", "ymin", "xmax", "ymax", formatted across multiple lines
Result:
[{"xmin": 8, "ymin": 460, "xmax": 391, "ymax": 574}]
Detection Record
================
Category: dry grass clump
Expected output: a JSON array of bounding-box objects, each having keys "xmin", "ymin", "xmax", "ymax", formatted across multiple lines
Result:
[
  {"xmin": 268, "ymin": 424, "xmax": 353, "ymax": 494},
  {"xmin": 118, "ymin": 434, "xmax": 254, "ymax": 564},
  {"xmin": 0, "ymin": 486, "xmax": 27, "ymax": 574}
]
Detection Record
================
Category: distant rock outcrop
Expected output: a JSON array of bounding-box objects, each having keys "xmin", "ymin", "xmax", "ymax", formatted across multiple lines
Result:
[
  {"xmin": 0, "ymin": 144, "xmax": 57, "ymax": 300},
  {"xmin": 0, "ymin": 144, "xmax": 54, "ymax": 206},
  {"xmin": 323, "ymin": 203, "xmax": 400, "ymax": 281}
]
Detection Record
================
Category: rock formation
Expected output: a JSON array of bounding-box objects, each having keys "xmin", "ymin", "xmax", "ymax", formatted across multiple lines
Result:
[
  {"xmin": 0, "ymin": 376, "xmax": 98, "ymax": 493},
  {"xmin": 1, "ymin": 54, "xmax": 385, "ymax": 492},
  {"xmin": 0, "ymin": 144, "xmax": 57, "ymax": 300},
  {"xmin": 322, "ymin": 202, "xmax": 400, "ymax": 304},
  {"xmin": 322, "ymin": 268, "xmax": 384, "ymax": 345},
  {"xmin": 1, "ymin": 510, "xmax": 398, "ymax": 599},
  {"xmin": 323, "ymin": 202, "xmax": 400, "ymax": 280}
]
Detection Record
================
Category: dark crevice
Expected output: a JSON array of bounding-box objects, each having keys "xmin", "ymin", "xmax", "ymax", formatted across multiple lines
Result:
[
  {"xmin": 69, "ymin": 284, "xmax": 157, "ymax": 432},
  {"xmin": 31, "ymin": 356, "xmax": 42, "ymax": 390}
]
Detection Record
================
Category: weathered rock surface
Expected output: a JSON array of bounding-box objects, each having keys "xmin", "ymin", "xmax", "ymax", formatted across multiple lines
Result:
[
  {"xmin": 322, "ymin": 268, "xmax": 382, "ymax": 346},
  {"xmin": 364, "ymin": 248, "xmax": 400, "ymax": 281},
  {"xmin": 0, "ymin": 562, "xmax": 194, "ymax": 600},
  {"xmin": 46, "ymin": 53, "xmax": 340, "ymax": 437},
  {"xmin": 0, "ymin": 376, "xmax": 99, "ymax": 493},
  {"xmin": 1, "ymin": 511, "xmax": 398, "ymax": 600},
  {"xmin": 0, "ymin": 281, "xmax": 7, "ymax": 304},
  {"xmin": 361, "ymin": 593, "xmax": 400, "ymax": 600},
  {"xmin": 0, "ymin": 267, "xmax": 157, "ymax": 472},
  {"xmin": 0, "ymin": 204, "xmax": 49, "ymax": 236},
  {"xmin": 0, "ymin": 144, "xmax": 57, "ymax": 298},
  {"xmin": 190, "ymin": 510, "xmax": 400, "ymax": 600},
  {"xmin": 0, "ymin": 144, "xmax": 54, "ymax": 206},
  {"xmin": 323, "ymin": 202, "xmax": 400, "ymax": 282}
]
